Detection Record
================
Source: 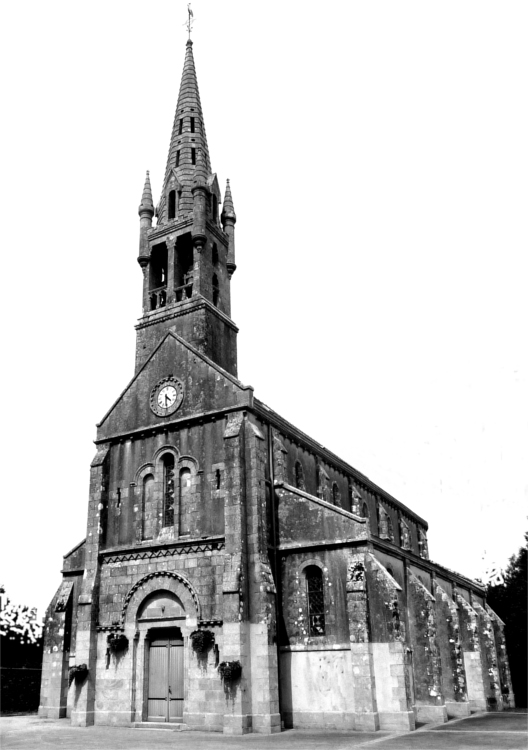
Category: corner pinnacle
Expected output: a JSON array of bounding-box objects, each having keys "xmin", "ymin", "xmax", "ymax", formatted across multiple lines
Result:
[{"xmin": 138, "ymin": 170, "xmax": 154, "ymax": 216}]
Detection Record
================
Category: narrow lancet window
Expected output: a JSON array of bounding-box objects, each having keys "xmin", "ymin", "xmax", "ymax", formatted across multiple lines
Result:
[
  {"xmin": 163, "ymin": 455, "xmax": 175, "ymax": 527},
  {"xmin": 168, "ymin": 190, "xmax": 176, "ymax": 220},
  {"xmin": 212, "ymin": 274, "xmax": 219, "ymax": 307},
  {"xmin": 191, "ymin": 148, "xmax": 196, "ymax": 165},
  {"xmin": 190, "ymin": 117, "xmax": 195, "ymax": 133},
  {"xmin": 176, "ymin": 150, "xmax": 181, "ymax": 167},
  {"xmin": 294, "ymin": 460, "xmax": 306, "ymax": 491},
  {"xmin": 306, "ymin": 566, "xmax": 326, "ymax": 636},
  {"xmin": 178, "ymin": 118, "xmax": 183, "ymax": 135}
]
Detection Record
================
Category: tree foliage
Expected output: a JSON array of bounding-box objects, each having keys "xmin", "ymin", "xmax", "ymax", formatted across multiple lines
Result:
[{"xmin": 487, "ymin": 533, "xmax": 527, "ymax": 708}]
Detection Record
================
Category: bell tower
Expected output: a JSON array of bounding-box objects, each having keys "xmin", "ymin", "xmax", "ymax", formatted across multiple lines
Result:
[{"xmin": 135, "ymin": 39, "xmax": 238, "ymax": 376}]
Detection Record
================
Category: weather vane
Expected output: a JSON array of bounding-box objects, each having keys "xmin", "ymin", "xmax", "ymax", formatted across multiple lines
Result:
[{"xmin": 185, "ymin": 3, "xmax": 194, "ymax": 40}]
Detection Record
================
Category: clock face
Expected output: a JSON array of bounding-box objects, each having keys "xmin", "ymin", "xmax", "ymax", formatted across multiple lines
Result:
[
  {"xmin": 150, "ymin": 376, "xmax": 184, "ymax": 417},
  {"xmin": 157, "ymin": 385, "xmax": 177, "ymax": 409}
]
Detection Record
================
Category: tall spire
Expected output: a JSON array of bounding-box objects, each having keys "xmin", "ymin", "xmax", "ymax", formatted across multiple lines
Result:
[{"xmin": 158, "ymin": 40, "xmax": 212, "ymax": 223}]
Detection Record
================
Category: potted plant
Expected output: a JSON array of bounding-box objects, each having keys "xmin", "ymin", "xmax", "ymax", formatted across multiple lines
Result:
[
  {"xmin": 107, "ymin": 632, "xmax": 129, "ymax": 652},
  {"xmin": 218, "ymin": 660, "xmax": 242, "ymax": 682},
  {"xmin": 68, "ymin": 664, "xmax": 88, "ymax": 687},
  {"xmin": 190, "ymin": 629, "xmax": 215, "ymax": 653}
]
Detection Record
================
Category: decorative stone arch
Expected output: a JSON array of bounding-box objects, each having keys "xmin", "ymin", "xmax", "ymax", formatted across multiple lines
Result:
[
  {"xmin": 135, "ymin": 462, "xmax": 155, "ymax": 484},
  {"xmin": 178, "ymin": 454, "xmax": 199, "ymax": 472},
  {"xmin": 299, "ymin": 557, "xmax": 325, "ymax": 576},
  {"xmin": 153, "ymin": 444, "xmax": 180, "ymax": 464},
  {"xmin": 122, "ymin": 571, "xmax": 201, "ymax": 626}
]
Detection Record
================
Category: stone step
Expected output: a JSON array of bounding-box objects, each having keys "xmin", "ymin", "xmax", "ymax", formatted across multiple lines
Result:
[{"xmin": 133, "ymin": 722, "xmax": 188, "ymax": 731}]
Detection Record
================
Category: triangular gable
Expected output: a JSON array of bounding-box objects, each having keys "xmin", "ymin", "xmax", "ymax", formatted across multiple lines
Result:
[
  {"xmin": 97, "ymin": 331, "xmax": 253, "ymax": 439},
  {"xmin": 207, "ymin": 173, "xmax": 221, "ymax": 199}
]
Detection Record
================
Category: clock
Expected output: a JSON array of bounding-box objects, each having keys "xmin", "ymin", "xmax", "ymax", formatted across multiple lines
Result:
[{"xmin": 150, "ymin": 376, "xmax": 184, "ymax": 417}]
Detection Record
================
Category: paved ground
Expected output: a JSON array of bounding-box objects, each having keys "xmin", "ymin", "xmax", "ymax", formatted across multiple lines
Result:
[{"xmin": 1, "ymin": 712, "xmax": 527, "ymax": 750}]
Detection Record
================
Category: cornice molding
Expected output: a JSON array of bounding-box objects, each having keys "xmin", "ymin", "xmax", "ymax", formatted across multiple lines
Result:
[
  {"xmin": 135, "ymin": 295, "xmax": 239, "ymax": 333},
  {"xmin": 94, "ymin": 404, "xmax": 247, "ymax": 445},
  {"xmin": 100, "ymin": 536, "xmax": 225, "ymax": 564}
]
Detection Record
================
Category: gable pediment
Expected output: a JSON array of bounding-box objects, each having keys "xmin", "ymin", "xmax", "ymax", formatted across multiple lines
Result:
[{"xmin": 96, "ymin": 331, "xmax": 252, "ymax": 439}]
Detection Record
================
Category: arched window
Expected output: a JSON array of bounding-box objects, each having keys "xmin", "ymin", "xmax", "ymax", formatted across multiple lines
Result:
[
  {"xmin": 305, "ymin": 566, "xmax": 325, "ymax": 636},
  {"xmin": 212, "ymin": 274, "xmax": 219, "ymax": 307},
  {"xmin": 332, "ymin": 482, "xmax": 340, "ymax": 506},
  {"xmin": 418, "ymin": 529, "xmax": 429, "ymax": 559},
  {"xmin": 168, "ymin": 190, "xmax": 176, "ymax": 220},
  {"xmin": 400, "ymin": 517, "xmax": 411, "ymax": 550},
  {"xmin": 362, "ymin": 502, "xmax": 369, "ymax": 520},
  {"xmin": 163, "ymin": 455, "xmax": 175, "ymax": 527},
  {"xmin": 350, "ymin": 484, "xmax": 362, "ymax": 515},
  {"xmin": 212, "ymin": 243, "xmax": 219, "ymax": 265},
  {"xmin": 294, "ymin": 460, "xmax": 305, "ymax": 491},
  {"xmin": 179, "ymin": 468, "xmax": 192, "ymax": 536},
  {"xmin": 142, "ymin": 473, "xmax": 154, "ymax": 540},
  {"xmin": 317, "ymin": 466, "xmax": 329, "ymax": 502},
  {"xmin": 377, "ymin": 503, "xmax": 394, "ymax": 542}
]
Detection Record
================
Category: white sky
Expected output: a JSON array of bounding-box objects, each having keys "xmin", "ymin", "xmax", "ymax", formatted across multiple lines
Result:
[{"xmin": 1, "ymin": 1, "xmax": 526, "ymax": 618}]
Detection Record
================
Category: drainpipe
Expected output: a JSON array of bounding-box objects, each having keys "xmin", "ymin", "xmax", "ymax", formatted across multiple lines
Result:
[{"xmin": 267, "ymin": 423, "xmax": 283, "ymax": 725}]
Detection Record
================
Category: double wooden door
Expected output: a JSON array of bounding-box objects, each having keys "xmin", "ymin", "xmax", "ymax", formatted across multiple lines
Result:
[{"xmin": 147, "ymin": 630, "xmax": 184, "ymax": 722}]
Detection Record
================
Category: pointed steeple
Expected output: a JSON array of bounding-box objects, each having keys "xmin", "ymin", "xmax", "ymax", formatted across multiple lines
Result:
[{"xmin": 158, "ymin": 39, "xmax": 213, "ymax": 224}]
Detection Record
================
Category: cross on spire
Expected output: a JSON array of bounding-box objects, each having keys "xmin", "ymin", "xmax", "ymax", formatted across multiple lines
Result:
[{"xmin": 185, "ymin": 4, "xmax": 194, "ymax": 40}]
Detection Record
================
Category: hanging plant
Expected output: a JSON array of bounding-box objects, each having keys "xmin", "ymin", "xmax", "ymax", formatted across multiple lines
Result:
[
  {"xmin": 107, "ymin": 632, "xmax": 129, "ymax": 653},
  {"xmin": 190, "ymin": 629, "xmax": 215, "ymax": 654},
  {"xmin": 218, "ymin": 660, "xmax": 242, "ymax": 682},
  {"xmin": 68, "ymin": 664, "xmax": 88, "ymax": 687}
]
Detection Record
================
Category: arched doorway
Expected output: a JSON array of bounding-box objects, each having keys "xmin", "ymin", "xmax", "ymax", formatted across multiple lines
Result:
[{"xmin": 137, "ymin": 591, "xmax": 186, "ymax": 723}]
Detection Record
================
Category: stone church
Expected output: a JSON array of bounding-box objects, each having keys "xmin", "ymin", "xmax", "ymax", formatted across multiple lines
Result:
[{"xmin": 38, "ymin": 38, "xmax": 514, "ymax": 734}]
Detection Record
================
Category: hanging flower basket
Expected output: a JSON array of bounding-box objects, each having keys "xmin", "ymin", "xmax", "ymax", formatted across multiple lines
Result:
[
  {"xmin": 68, "ymin": 664, "xmax": 88, "ymax": 687},
  {"xmin": 218, "ymin": 660, "xmax": 242, "ymax": 682},
  {"xmin": 190, "ymin": 629, "xmax": 215, "ymax": 653},
  {"xmin": 107, "ymin": 632, "xmax": 129, "ymax": 653}
]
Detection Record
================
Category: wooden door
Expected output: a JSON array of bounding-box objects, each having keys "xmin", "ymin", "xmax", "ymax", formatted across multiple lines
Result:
[{"xmin": 147, "ymin": 631, "xmax": 184, "ymax": 722}]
